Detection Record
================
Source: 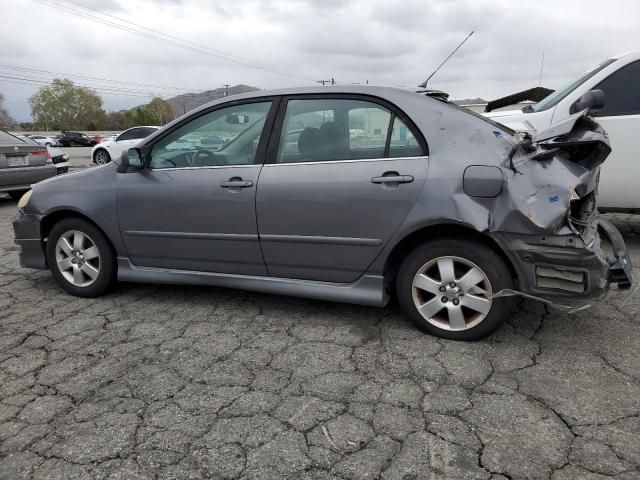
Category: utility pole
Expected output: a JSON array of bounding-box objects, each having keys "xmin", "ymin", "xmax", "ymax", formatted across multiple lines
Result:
[{"xmin": 222, "ymin": 84, "xmax": 230, "ymax": 96}]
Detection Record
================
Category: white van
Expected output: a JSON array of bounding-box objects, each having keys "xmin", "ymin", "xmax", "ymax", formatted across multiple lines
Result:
[{"xmin": 486, "ymin": 51, "xmax": 640, "ymax": 211}]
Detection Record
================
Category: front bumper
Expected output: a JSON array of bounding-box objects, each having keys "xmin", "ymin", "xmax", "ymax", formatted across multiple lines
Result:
[
  {"xmin": 493, "ymin": 218, "xmax": 632, "ymax": 299},
  {"xmin": 13, "ymin": 209, "xmax": 47, "ymax": 270}
]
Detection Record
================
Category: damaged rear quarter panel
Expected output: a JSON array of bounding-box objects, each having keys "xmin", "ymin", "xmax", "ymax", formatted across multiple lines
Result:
[{"xmin": 369, "ymin": 94, "xmax": 613, "ymax": 294}]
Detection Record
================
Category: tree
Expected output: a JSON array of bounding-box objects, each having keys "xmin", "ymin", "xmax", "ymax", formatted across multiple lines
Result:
[
  {"xmin": 144, "ymin": 97, "xmax": 174, "ymax": 125},
  {"xmin": 0, "ymin": 93, "xmax": 14, "ymax": 129},
  {"xmin": 29, "ymin": 78, "xmax": 107, "ymax": 131}
]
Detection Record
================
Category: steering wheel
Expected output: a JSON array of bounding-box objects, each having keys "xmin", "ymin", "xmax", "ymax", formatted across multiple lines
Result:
[{"xmin": 190, "ymin": 149, "xmax": 227, "ymax": 167}]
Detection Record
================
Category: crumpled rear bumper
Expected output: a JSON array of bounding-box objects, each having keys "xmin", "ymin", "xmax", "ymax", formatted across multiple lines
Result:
[
  {"xmin": 492, "ymin": 218, "xmax": 632, "ymax": 300},
  {"xmin": 598, "ymin": 218, "xmax": 633, "ymax": 289}
]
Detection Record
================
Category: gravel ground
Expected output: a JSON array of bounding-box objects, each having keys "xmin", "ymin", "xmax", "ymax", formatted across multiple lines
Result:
[{"xmin": 1, "ymin": 196, "xmax": 640, "ymax": 480}]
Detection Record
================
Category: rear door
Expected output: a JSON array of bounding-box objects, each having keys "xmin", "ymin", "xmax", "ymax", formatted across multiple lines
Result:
[
  {"xmin": 589, "ymin": 60, "xmax": 640, "ymax": 209},
  {"xmin": 256, "ymin": 95, "xmax": 428, "ymax": 283}
]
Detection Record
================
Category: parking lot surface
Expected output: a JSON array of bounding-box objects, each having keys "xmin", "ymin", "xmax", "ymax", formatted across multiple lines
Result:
[{"xmin": 1, "ymin": 196, "xmax": 640, "ymax": 480}]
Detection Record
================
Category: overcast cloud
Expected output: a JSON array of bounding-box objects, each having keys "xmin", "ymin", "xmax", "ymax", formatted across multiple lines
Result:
[{"xmin": 2, "ymin": 0, "xmax": 639, "ymax": 121}]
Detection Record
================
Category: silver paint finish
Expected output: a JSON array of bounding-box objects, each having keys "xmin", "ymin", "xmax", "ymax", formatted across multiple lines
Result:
[
  {"xmin": 116, "ymin": 165, "xmax": 267, "ymax": 275},
  {"xmin": 257, "ymin": 156, "xmax": 428, "ymax": 282}
]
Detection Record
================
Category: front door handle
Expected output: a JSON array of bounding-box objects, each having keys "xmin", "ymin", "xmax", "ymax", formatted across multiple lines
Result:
[
  {"xmin": 220, "ymin": 177, "xmax": 253, "ymax": 189},
  {"xmin": 371, "ymin": 174, "xmax": 414, "ymax": 184}
]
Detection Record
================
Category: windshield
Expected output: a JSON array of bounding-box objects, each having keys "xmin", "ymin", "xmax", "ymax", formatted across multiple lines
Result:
[{"xmin": 532, "ymin": 58, "xmax": 616, "ymax": 112}]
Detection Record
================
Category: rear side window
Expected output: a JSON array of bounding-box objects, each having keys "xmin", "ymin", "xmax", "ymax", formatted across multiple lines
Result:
[
  {"xmin": 276, "ymin": 98, "xmax": 424, "ymax": 164},
  {"xmin": 593, "ymin": 60, "xmax": 640, "ymax": 116},
  {"xmin": 118, "ymin": 128, "xmax": 143, "ymax": 141},
  {"xmin": 136, "ymin": 127, "xmax": 158, "ymax": 138},
  {"xmin": 389, "ymin": 117, "xmax": 422, "ymax": 157}
]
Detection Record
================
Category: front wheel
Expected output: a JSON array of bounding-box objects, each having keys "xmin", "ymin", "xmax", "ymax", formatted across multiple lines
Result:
[
  {"xmin": 46, "ymin": 218, "xmax": 115, "ymax": 297},
  {"xmin": 93, "ymin": 149, "xmax": 111, "ymax": 165},
  {"xmin": 395, "ymin": 238, "xmax": 514, "ymax": 340}
]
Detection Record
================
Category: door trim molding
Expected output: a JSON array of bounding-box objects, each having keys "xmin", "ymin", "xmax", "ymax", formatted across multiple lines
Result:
[
  {"xmin": 259, "ymin": 234, "xmax": 382, "ymax": 246},
  {"xmin": 125, "ymin": 230, "xmax": 258, "ymax": 241},
  {"xmin": 263, "ymin": 155, "xmax": 428, "ymax": 167}
]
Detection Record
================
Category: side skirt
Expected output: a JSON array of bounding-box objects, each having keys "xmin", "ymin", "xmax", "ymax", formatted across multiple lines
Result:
[{"xmin": 116, "ymin": 258, "xmax": 389, "ymax": 307}]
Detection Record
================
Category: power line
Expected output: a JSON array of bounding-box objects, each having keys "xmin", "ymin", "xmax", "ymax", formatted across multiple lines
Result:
[
  {"xmin": 0, "ymin": 74, "xmax": 159, "ymax": 97},
  {"xmin": 0, "ymin": 64, "xmax": 189, "ymax": 92},
  {"xmin": 32, "ymin": 0, "xmax": 318, "ymax": 83}
]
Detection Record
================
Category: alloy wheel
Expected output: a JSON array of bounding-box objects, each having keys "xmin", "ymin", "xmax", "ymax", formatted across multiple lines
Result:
[
  {"xmin": 94, "ymin": 151, "xmax": 109, "ymax": 165},
  {"xmin": 411, "ymin": 256, "xmax": 493, "ymax": 331},
  {"xmin": 55, "ymin": 230, "xmax": 101, "ymax": 287}
]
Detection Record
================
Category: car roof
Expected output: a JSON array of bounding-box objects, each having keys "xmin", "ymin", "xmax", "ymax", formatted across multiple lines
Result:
[{"xmin": 182, "ymin": 85, "xmax": 426, "ymax": 121}]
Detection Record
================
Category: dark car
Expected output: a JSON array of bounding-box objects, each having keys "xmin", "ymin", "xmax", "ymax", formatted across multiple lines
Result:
[
  {"xmin": 1, "ymin": 130, "xmax": 57, "ymax": 199},
  {"xmin": 12, "ymin": 86, "xmax": 632, "ymax": 340},
  {"xmin": 59, "ymin": 131, "xmax": 96, "ymax": 147}
]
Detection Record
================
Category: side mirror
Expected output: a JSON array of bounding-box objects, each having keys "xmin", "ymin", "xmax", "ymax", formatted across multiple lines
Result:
[
  {"xmin": 116, "ymin": 148, "xmax": 144, "ymax": 173},
  {"xmin": 569, "ymin": 89, "xmax": 605, "ymax": 115},
  {"xmin": 226, "ymin": 114, "xmax": 250, "ymax": 124}
]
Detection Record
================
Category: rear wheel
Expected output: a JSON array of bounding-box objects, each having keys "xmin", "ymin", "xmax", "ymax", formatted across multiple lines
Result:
[
  {"xmin": 93, "ymin": 149, "xmax": 111, "ymax": 165},
  {"xmin": 46, "ymin": 218, "xmax": 115, "ymax": 297},
  {"xmin": 395, "ymin": 238, "xmax": 514, "ymax": 340}
]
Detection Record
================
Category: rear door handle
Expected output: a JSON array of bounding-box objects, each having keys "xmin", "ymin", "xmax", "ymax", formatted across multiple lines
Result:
[
  {"xmin": 220, "ymin": 178, "xmax": 253, "ymax": 188},
  {"xmin": 371, "ymin": 175, "xmax": 414, "ymax": 184}
]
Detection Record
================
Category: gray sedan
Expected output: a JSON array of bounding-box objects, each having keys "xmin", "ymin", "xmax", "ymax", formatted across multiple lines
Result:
[
  {"xmin": 12, "ymin": 86, "xmax": 632, "ymax": 340},
  {"xmin": 1, "ymin": 130, "xmax": 57, "ymax": 199}
]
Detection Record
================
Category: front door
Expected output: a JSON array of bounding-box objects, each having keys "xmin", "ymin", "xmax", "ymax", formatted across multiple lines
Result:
[
  {"xmin": 117, "ymin": 100, "xmax": 275, "ymax": 275},
  {"xmin": 256, "ymin": 96, "xmax": 428, "ymax": 283}
]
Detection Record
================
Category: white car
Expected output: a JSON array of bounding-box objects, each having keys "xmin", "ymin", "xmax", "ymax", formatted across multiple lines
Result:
[
  {"xmin": 91, "ymin": 126, "xmax": 159, "ymax": 165},
  {"xmin": 485, "ymin": 50, "xmax": 640, "ymax": 211},
  {"xmin": 28, "ymin": 135, "xmax": 59, "ymax": 147}
]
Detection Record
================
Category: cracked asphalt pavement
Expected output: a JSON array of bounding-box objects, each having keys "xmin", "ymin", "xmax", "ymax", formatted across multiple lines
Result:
[{"xmin": 1, "ymin": 196, "xmax": 640, "ymax": 480}]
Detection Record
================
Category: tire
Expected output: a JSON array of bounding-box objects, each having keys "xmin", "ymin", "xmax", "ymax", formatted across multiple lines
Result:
[
  {"xmin": 45, "ymin": 142, "xmax": 51, "ymax": 147},
  {"xmin": 46, "ymin": 218, "xmax": 115, "ymax": 297},
  {"xmin": 395, "ymin": 238, "xmax": 514, "ymax": 340},
  {"xmin": 93, "ymin": 149, "xmax": 111, "ymax": 165},
  {"xmin": 8, "ymin": 190, "xmax": 28, "ymax": 200}
]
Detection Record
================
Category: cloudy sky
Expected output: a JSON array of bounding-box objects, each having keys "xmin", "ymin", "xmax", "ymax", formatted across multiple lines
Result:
[{"xmin": 2, "ymin": 0, "xmax": 639, "ymax": 121}]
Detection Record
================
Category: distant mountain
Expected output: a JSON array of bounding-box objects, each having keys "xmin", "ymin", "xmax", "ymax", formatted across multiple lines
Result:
[{"xmin": 165, "ymin": 84, "xmax": 261, "ymax": 115}]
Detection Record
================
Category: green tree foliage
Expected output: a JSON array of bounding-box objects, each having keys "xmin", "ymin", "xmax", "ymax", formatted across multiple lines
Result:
[
  {"xmin": 29, "ymin": 79, "xmax": 107, "ymax": 130},
  {"xmin": 0, "ymin": 93, "xmax": 14, "ymax": 129},
  {"xmin": 144, "ymin": 97, "xmax": 175, "ymax": 125}
]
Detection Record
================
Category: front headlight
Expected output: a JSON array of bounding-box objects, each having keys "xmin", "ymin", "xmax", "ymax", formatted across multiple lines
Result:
[{"xmin": 17, "ymin": 190, "xmax": 33, "ymax": 209}]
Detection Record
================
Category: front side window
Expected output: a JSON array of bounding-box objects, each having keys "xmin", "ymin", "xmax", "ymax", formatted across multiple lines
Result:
[
  {"xmin": 593, "ymin": 61, "xmax": 640, "ymax": 116},
  {"xmin": 149, "ymin": 101, "xmax": 272, "ymax": 169},
  {"xmin": 117, "ymin": 128, "xmax": 142, "ymax": 141}
]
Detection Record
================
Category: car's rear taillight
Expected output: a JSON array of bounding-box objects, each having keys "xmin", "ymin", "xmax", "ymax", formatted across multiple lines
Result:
[{"xmin": 32, "ymin": 150, "xmax": 52, "ymax": 163}]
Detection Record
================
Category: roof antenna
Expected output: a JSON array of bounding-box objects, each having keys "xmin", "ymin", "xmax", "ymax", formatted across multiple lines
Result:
[{"xmin": 419, "ymin": 30, "xmax": 474, "ymax": 89}]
